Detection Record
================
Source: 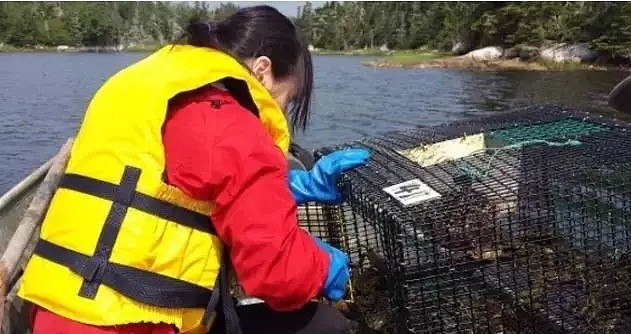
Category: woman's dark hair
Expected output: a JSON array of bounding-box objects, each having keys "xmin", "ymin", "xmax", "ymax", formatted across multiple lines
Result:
[{"xmin": 180, "ymin": 5, "xmax": 313, "ymax": 132}]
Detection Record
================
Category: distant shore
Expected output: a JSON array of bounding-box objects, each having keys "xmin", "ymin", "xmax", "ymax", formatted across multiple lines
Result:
[
  {"xmin": 310, "ymin": 48, "xmax": 392, "ymax": 56},
  {"xmin": 0, "ymin": 44, "xmax": 395, "ymax": 55},
  {"xmin": 0, "ymin": 44, "xmax": 161, "ymax": 53},
  {"xmin": 2, "ymin": 44, "xmax": 629, "ymax": 73},
  {"xmin": 362, "ymin": 50, "xmax": 631, "ymax": 72}
]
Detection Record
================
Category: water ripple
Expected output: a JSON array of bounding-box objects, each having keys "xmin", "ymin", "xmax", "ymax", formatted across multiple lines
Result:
[{"xmin": 0, "ymin": 53, "xmax": 627, "ymax": 193}]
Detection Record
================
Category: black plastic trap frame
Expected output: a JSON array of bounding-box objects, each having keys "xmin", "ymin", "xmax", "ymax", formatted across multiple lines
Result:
[{"xmin": 302, "ymin": 105, "xmax": 631, "ymax": 334}]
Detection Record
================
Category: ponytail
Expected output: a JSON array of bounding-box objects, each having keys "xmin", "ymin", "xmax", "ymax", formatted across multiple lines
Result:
[{"xmin": 173, "ymin": 6, "xmax": 314, "ymax": 132}]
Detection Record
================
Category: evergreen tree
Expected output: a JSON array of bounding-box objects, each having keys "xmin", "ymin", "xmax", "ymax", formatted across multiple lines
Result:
[{"xmin": 0, "ymin": 1, "xmax": 628, "ymax": 59}]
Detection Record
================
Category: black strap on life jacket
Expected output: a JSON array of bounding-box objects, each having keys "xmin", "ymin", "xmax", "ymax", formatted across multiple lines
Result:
[
  {"xmin": 34, "ymin": 239, "xmax": 214, "ymax": 307},
  {"xmin": 32, "ymin": 165, "xmax": 240, "ymax": 333},
  {"xmin": 57, "ymin": 172, "xmax": 215, "ymax": 234},
  {"xmin": 201, "ymin": 249, "xmax": 242, "ymax": 334}
]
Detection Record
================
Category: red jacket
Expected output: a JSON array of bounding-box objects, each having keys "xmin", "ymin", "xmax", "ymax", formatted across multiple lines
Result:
[{"xmin": 30, "ymin": 85, "xmax": 330, "ymax": 333}]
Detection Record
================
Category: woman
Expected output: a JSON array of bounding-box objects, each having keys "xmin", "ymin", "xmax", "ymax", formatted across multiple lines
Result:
[{"xmin": 19, "ymin": 5, "xmax": 369, "ymax": 334}]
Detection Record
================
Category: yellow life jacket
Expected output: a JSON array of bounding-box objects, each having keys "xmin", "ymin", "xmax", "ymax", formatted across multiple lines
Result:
[{"xmin": 18, "ymin": 44, "xmax": 291, "ymax": 333}]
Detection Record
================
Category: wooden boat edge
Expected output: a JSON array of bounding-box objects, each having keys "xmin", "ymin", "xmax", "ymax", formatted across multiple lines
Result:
[{"xmin": 1, "ymin": 138, "xmax": 73, "ymax": 333}]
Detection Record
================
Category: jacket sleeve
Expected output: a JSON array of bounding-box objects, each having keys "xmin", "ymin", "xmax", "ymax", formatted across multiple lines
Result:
[{"xmin": 162, "ymin": 89, "xmax": 330, "ymax": 311}]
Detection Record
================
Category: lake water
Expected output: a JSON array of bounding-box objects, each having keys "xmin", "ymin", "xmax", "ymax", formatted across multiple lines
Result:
[{"xmin": 0, "ymin": 52, "xmax": 628, "ymax": 194}]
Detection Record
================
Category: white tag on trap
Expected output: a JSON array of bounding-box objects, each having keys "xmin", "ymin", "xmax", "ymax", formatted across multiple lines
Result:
[{"xmin": 382, "ymin": 178, "xmax": 441, "ymax": 206}]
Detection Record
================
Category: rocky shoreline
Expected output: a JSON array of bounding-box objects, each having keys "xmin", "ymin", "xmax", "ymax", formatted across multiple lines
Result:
[
  {"xmin": 365, "ymin": 43, "xmax": 630, "ymax": 72},
  {"xmin": 364, "ymin": 58, "xmax": 613, "ymax": 72}
]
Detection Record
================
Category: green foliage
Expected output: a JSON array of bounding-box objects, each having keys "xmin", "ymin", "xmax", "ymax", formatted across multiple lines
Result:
[
  {"xmin": 383, "ymin": 51, "xmax": 451, "ymax": 65},
  {"xmin": 0, "ymin": 1, "xmax": 629, "ymax": 59},
  {"xmin": 0, "ymin": 1, "xmax": 240, "ymax": 48},
  {"xmin": 297, "ymin": 1, "xmax": 631, "ymax": 58}
]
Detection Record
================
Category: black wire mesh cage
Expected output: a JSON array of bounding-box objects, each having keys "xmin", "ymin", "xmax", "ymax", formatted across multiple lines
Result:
[
  {"xmin": 297, "ymin": 169, "xmax": 399, "ymax": 332},
  {"xmin": 314, "ymin": 105, "xmax": 631, "ymax": 334}
]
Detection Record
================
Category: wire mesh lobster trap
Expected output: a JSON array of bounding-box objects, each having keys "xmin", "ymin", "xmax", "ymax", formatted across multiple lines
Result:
[
  {"xmin": 297, "ymin": 176, "xmax": 399, "ymax": 333},
  {"xmin": 315, "ymin": 105, "xmax": 631, "ymax": 334}
]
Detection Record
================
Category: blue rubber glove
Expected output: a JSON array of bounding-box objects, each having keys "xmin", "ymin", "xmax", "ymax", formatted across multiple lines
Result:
[
  {"xmin": 289, "ymin": 148, "xmax": 370, "ymax": 205},
  {"xmin": 312, "ymin": 236, "xmax": 351, "ymax": 301}
]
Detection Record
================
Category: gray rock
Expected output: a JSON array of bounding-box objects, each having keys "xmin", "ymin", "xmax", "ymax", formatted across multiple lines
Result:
[
  {"xmin": 462, "ymin": 46, "xmax": 504, "ymax": 61},
  {"xmin": 540, "ymin": 43, "xmax": 598, "ymax": 63}
]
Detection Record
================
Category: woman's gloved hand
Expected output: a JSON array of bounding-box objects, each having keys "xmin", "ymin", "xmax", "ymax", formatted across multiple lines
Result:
[
  {"xmin": 312, "ymin": 236, "xmax": 350, "ymax": 301},
  {"xmin": 289, "ymin": 148, "xmax": 370, "ymax": 205}
]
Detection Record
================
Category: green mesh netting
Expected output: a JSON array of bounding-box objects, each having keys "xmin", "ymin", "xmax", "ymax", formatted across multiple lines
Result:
[
  {"xmin": 456, "ymin": 119, "xmax": 612, "ymax": 181},
  {"xmin": 488, "ymin": 119, "xmax": 610, "ymax": 144}
]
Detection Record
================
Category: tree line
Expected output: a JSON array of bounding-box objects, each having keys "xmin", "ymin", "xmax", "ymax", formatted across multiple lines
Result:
[
  {"xmin": 0, "ymin": 2, "xmax": 239, "ymax": 48},
  {"xmin": 294, "ymin": 2, "xmax": 631, "ymax": 59},
  {"xmin": 1, "ymin": 1, "xmax": 629, "ymax": 60}
]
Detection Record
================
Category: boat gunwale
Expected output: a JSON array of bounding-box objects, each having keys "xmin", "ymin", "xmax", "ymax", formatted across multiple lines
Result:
[
  {"xmin": 1, "ymin": 138, "xmax": 72, "ymax": 334},
  {"xmin": 0, "ymin": 159, "xmax": 53, "ymax": 212}
]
